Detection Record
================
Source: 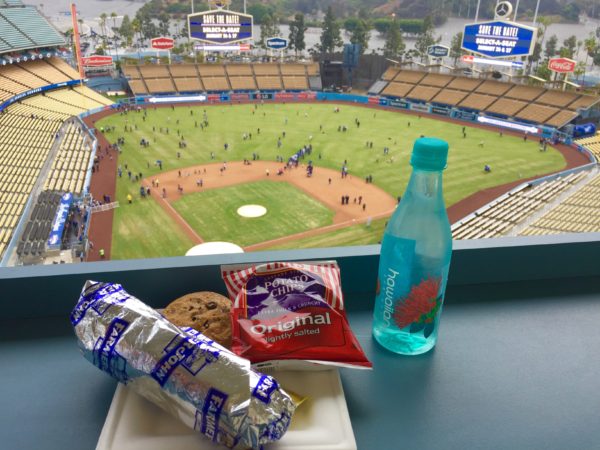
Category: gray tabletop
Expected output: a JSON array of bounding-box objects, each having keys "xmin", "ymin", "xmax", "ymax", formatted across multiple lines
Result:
[{"xmin": 1, "ymin": 276, "xmax": 600, "ymax": 450}]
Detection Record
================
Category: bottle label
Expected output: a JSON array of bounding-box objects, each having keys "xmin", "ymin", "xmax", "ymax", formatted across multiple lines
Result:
[
  {"xmin": 376, "ymin": 234, "xmax": 445, "ymax": 338},
  {"xmin": 376, "ymin": 235, "xmax": 415, "ymax": 328}
]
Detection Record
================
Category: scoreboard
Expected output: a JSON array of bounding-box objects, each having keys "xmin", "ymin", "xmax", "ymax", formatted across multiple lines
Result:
[
  {"xmin": 462, "ymin": 20, "xmax": 536, "ymax": 59},
  {"xmin": 188, "ymin": 10, "xmax": 253, "ymax": 45}
]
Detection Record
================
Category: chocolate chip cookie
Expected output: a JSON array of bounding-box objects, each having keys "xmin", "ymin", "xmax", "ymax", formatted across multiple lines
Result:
[{"xmin": 163, "ymin": 292, "xmax": 232, "ymax": 348}]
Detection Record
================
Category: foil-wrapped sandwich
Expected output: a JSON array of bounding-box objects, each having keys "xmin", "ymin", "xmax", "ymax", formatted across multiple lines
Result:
[{"xmin": 71, "ymin": 281, "xmax": 295, "ymax": 449}]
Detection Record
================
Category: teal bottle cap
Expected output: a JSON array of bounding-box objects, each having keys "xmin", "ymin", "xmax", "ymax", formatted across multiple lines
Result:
[{"xmin": 410, "ymin": 137, "xmax": 449, "ymax": 171}]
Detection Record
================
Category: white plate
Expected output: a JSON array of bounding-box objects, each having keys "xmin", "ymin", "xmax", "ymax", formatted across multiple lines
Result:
[{"xmin": 96, "ymin": 369, "xmax": 357, "ymax": 450}]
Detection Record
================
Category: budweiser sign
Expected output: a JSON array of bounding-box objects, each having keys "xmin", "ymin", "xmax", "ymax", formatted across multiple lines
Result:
[
  {"xmin": 81, "ymin": 55, "xmax": 113, "ymax": 67},
  {"xmin": 151, "ymin": 37, "xmax": 175, "ymax": 50},
  {"xmin": 548, "ymin": 58, "xmax": 576, "ymax": 73}
]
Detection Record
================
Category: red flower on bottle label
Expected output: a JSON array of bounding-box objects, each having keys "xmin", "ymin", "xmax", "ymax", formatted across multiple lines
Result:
[{"xmin": 393, "ymin": 277, "xmax": 442, "ymax": 332}]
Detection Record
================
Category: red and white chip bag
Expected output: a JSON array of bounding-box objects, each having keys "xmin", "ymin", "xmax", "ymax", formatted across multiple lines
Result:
[{"xmin": 221, "ymin": 261, "xmax": 372, "ymax": 370}]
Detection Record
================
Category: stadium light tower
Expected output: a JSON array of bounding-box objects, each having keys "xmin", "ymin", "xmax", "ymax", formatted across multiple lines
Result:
[{"xmin": 532, "ymin": 0, "xmax": 541, "ymax": 24}]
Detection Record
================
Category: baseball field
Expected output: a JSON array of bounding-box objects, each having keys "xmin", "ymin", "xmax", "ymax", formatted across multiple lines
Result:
[{"xmin": 95, "ymin": 103, "xmax": 566, "ymax": 260}]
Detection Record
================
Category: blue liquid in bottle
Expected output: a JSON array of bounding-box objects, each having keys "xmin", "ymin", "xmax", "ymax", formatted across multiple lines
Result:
[{"xmin": 372, "ymin": 138, "xmax": 452, "ymax": 355}]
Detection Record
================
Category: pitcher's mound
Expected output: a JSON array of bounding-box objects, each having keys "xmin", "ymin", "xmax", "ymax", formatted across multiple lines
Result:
[{"xmin": 237, "ymin": 204, "xmax": 267, "ymax": 218}]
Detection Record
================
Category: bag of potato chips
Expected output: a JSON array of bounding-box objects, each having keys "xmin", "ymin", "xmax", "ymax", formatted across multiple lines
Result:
[{"xmin": 221, "ymin": 261, "xmax": 372, "ymax": 370}]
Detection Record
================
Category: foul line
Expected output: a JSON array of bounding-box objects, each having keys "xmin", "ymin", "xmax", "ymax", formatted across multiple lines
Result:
[{"xmin": 157, "ymin": 194, "xmax": 204, "ymax": 244}]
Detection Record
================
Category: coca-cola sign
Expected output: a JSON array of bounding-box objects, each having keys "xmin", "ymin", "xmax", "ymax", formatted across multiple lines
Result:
[
  {"xmin": 151, "ymin": 37, "xmax": 175, "ymax": 50},
  {"xmin": 548, "ymin": 57, "xmax": 576, "ymax": 73}
]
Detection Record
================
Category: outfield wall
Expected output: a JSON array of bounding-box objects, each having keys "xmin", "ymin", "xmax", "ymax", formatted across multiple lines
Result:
[{"xmin": 113, "ymin": 90, "xmax": 574, "ymax": 145}]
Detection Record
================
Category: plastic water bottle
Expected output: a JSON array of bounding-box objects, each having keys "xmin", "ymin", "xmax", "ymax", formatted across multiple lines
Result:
[{"xmin": 372, "ymin": 137, "xmax": 452, "ymax": 355}]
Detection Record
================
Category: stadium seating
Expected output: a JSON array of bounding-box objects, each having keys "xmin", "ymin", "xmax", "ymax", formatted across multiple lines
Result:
[
  {"xmin": 375, "ymin": 67, "xmax": 599, "ymax": 127},
  {"xmin": 306, "ymin": 63, "xmax": 320, "ymax": 77},
  {"xmin": 255, "ymin": 75, "xmax": 283, "ymax": 90},
  {"xmin": 575, "ymin": 134, "xmax": 600, "ymax": 161},
  {"xmin": 545, "ymin": 110, "xmax": 579, "ymax": 128},
  {"xmin": 48, "ymin": 57, "xmax": 80, "ymax": 78},
  {"xmin": 173, "ymin": 77, "xmax": 203, "ymax": 92},
  {"xmin": 201, "ymin": 76, "xmax": 230, "ymax": 91},
  {"xmin": 381, "ymin": 67, "xmax": 400, "ymax": 81},
  {"xmin": 536, "ymin": 90, "xmax": 580, "ymax": 108},
  {"xmin": 381, "ymin": 82, "xmax": 414, "ymax": 98},
  {"xmin": 169, "ymin": 64, "xmax": 199, "ymax": 77},
  {"xmin": 394, "ymin": 70, "xmax": 426, "ymax": 84},
  {"xmin": 44, "ymin": 122, "xmax": 91, "ymax": 195},
  {"xmin": 139, "ymin": 65, "xmax": 170, "ymax": 79},
  {"xmin": 452, "ymin": 172, "xmax": 588, "ymax": 239},
  {"xmin": 123, "ymin": 63, "xmax": 317, "ymax": 94},
  {"xmin": 16, "ymin": 190, "xmax": 63, "ymax": 260},
  {"xmin": 228, "ymin": 76, "xmax": 256, "ymax": 90},
  {"xmin": 459, "ymin": 93, "xmax": 498, "ymax": 110},
  {"xmin": 406, "ymin": 85, "xmax": 440, "ymax": 102},
  {"xmin": 128, "ymin": 79, "xmax": 147, "ymax": 95},
  {"xmin": 475, "ymin": 80, "xmax": 512, "ymax": 96},
  {"xmin": 197, "ymin": 65, "xmax": 227, "ymax": 76},
  {"xmin": 431, "ymin": 89, "xmax": 468, "ymax": 106},
  {"xmin": 280, "ymin": 64, "xmax": 306, "ymax": 76},
  {"xmin": 225, "ymin": 64, "xmax": 253, "ymax": 76},
  {"xmin": 520, "ymin": 172, "xmax": 600, "ymax": 235},
  {"xmin": 514, "ymin": 104, "xmax": 561, "ymax": 123},
  {"xmin": 122, "ymin": 65, "xmax": 141, "ymax": 79},
  {"xmin": 145, "ymin": 78, "xmax": 175, "ymax": 94},
  {"xmin": 282, "ymin": 76, "xmax": 308, "ymax": 90},
  {"xmin": 420, "ymin": 73, "xmax": 453, "ymax": 88},
  {"xmin": 252, "ymin": 64, "xmax": 280, "ymax": 75},
  {"xmin": 504, "ymin": 85, "xmax": 544, "ymax": 101},
  {"xmin": 0, "ymin": 6, "xmax": 64, "ymax": 48},
  {"xmin": 485, "ymin": 98, "xmax": 528, "ymax": 116},
  {"xmin": 446, "ymin": 77, "xmax": 482, "ymax": 91},
  {"xmin": 0, "ymin": 78, "xmax": 109, "ymax": 261}
]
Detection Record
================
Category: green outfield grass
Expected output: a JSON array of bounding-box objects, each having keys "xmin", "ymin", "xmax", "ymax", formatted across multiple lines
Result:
[
  {"xmin": 171, "ymin": 181, "xmax": 333, "ymax": 246},
  {"xmin": 98, "ymin": 103, "xmax": 566, "ymax": 260}
]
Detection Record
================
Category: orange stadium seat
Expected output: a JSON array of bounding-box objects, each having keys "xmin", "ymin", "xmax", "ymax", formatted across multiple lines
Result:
[
  {"xmin": 255, "ymin": 76, "xmax": 283, "ymax": 90},
  {"xmin": 252, "ymin": 64, "xmax": 280, "ymax": 76},
  {"xmin": 459, "ymin": 93, "xmax": 498, "ymax": 110},
  {"xmin": 504, "ymin": 84, "xmax": 544, "ymax": 101},
  {"xmin": 407, "ymin": 85, "xmax": 440, "ymax": 102},
  {"xmin": 475, "ymin": 80, "xmax": 512, "ymax": 96},
  {"xmin": 431, "ymin": 89, "xmax": 468, "ymax": 106},
  {"xmin": 225, "ymin": 64, "xmax": 253, "ymax": 76},
  {"xmin": 229, "ymin": 76, "xmax": 257, "ymax": 90},
  {"xmin": 173, "ymin": 77, "xmax": 203, "ymax": 92},
  {"xmin": 381, "ymin": 82, "xmax": 414, "ymax": 98},
  {"xmin": 420, "ymin": 73, "xmax": 453, "ymax": 87},
  {"xmin": 168, "ymin": 64, "xmax": 199, "ymax": 77}
]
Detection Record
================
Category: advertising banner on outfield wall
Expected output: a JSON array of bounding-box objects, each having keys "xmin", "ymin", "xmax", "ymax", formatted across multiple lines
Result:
[
  {"xmin": 431, "ymin": 106, "xmax": 450, "ymax": 116},
  {"xmin": 390, "ymin": 99, "xmax": 410, "ymax": 109},
  {"xmin": 297, "ymin": 92, "xmax": 317, "ymax": 100},
  {"xmin": 276, "ymin": 93, "xmax": 295, "ymax": 100},
  {"xmin": 453, "ymin": 110, "xmax": 478, "ymax": 121},
  {"xmin": 230, "ymin": 93, "xmax": 249, "ymax": 101},
  {"xmin": 252, "ymin": 92, "xmax": 274, "ymax": 100},
  {"xmin": 410, "ymin": 103, "xmax": 431, "ymax": 113}
]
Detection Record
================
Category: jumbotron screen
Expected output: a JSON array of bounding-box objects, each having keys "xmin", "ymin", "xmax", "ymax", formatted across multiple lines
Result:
[{"xmin": 188, "ymin": 10, "xmax": 253, "ymax": 45}]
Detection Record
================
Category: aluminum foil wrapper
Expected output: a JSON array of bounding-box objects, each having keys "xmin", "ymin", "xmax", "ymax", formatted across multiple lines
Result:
[{"xmin": 71, "ymin": 281, "xmax": 295, "ymax": 449}]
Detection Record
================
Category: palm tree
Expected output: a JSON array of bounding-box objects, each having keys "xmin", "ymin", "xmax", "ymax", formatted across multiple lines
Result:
[
  {"xmin": 583, "ymin": 34, "xmax": 597, "ymax": 85},
  {"xmin": 131, "ymin": 17, "xmax": 142, "ymax": 61},
  {"xmin": 99, "ymin": 13, "xmax": 108, "ymax": 54},
  {"xmin": 110, "ymin": 12, "xmax": 119, "ymax": 59}
]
